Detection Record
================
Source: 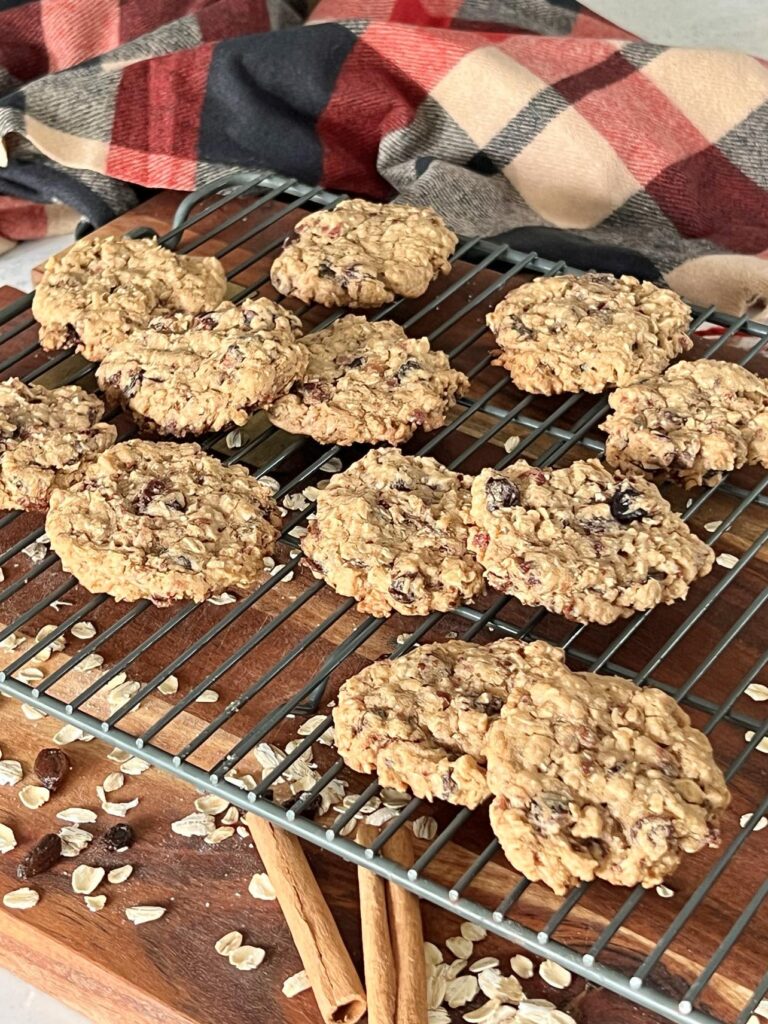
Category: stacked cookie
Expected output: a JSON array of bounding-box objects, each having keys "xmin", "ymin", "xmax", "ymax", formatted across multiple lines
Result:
[{"xmin": 334, "ymin": 637, "xmax": 730, "ymax": 894}]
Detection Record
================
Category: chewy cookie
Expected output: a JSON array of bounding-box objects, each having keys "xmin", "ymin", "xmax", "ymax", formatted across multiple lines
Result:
[
  {"xmin": 302, "ymin": 448, "xmax": 484, "ymax": 617},
  {"xmin": 0, "ymin": 379, "xmax": 116, "ymax": 511},
  {"xmin": 46, "ymin": 439, "xmax": 281, "ymax": 605},
  {"xmin": 602, "ymin": 359, "xmax": 768, "ymax": 488},
  {"xmin": 487, "ymin": 666, "xmax": 730, "ymax": 893},
  {"xmin": 97, "ymin": 299, "xmax": 307, "ymax": 437},
  {"xmin": 33, "ymin": 236, "xmax": 227, "ymax": 361},
  {"xmin": 266, "ymin": 316, "xmax": 468, "ymax": 445},
  {"xmin": 334, "ymin": 638, "xmax": 568, "ymax": 807},
  {"xmin": 270, "ymin": 199, "xmax": 457, "ymax": 308},
  {"xmin": 487, "ymin": 273, "xmax": 692, "ymax": 394},
  {"xmin": 468, "ymin": 459, "xmax": 713, "ymax": 624}
]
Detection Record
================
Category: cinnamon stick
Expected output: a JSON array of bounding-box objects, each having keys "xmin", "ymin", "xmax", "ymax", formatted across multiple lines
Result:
[
  {"xmin": 383, "ymin": 826, "xmax": 428, "ymax": 1024},
  {"xmin": 245, "ymin": 814, "xmax": 366, "ymax": 1024},
  {"xmin": 356, "ymin": 823, "xmax": 397, "ymax": 1024}
]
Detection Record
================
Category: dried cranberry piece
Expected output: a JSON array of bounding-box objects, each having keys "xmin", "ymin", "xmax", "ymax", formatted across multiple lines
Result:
[
  {"xmin": 477, "ymin": 696, "xmax": 504, "ymax": 716},
  {"xmin": 64, "ymin": 323, "xmax": 80, "ymax": 345},
  {"xmin": 317, "ymin": 262, "xmax": 337, "ymax": 279},
  {"xmin": 485, "ymin": 477, "xmax": 520, "ymax": 512},
  {"xmin": 17, "ymin": 833, "xmax": 61, "ymax": 880},
  {"xmin": 102, "ymin": 823, "xmax": 134, "ymax": 852},
  {"xmin": 195, "ymin": 313, "xmax": 218, "ymax": 330},
  {"xmin": 34, "ymin": 748, "xmax": 70, "ymax": 792},
  {"xmin": 122, "ymin": 368, "xmax": 144, "ymax": 398},
  {"xmin": 391, "ymin": 479, "xmax": 411, "ymax": 492},
  {"xmin": 610, "ymin": 487, "xmax": 647, "ymax": 523}
]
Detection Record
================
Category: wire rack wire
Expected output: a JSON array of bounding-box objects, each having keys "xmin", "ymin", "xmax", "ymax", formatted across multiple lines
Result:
[{"xmin": 0, "ymin": 172, "xmax": 766, "ymax": 1024}]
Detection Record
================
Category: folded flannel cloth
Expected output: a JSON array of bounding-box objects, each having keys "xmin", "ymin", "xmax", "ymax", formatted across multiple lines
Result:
[{"xmin": 0, "ymin": 0, "xmax": 767, "ymax": 317}]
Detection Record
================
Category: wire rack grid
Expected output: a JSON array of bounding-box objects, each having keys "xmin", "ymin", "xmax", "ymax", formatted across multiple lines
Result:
[{"xmin": 0, "ymin": 172, "xmax": 765, "ymax": 1024}]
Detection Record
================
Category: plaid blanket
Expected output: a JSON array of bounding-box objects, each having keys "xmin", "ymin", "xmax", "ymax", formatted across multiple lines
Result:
[{"xmin": 0, "ymin": 0, "xmax": 767, "ymax": 317}]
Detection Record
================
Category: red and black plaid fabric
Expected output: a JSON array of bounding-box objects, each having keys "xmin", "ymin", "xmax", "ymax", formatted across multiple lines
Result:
[{"xmin": 0, "ymin": 0, "xmax": 767, "ymax": 315}]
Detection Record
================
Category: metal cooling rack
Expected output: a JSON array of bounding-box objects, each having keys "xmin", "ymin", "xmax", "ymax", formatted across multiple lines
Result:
[{"xmin": 0, "ymin": 171, "xmax": 766, "ymax": 1024}]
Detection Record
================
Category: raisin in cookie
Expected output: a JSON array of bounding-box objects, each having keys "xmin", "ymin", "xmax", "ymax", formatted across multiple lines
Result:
[
  {"xmin": 487, "ymin": 273, "xmax": 692, "ymax": 394},
  {"xmin": 33, "ymin": 236, "xmax": 227, "ymax": 361},
  {"xmin": 46, "ymin": 440, "xmax": 280, "ymax": 605},
  {"xmin": 302, "ymin": 448, "xmax": 483, "ymax": 617},
  {"xmin": 266, "ymin": 316, "xmax": 468, "ymax": 445},
  {"xmin": 0, "ymin": 379, "xmax": 116, "ymax": 511},
  {"xmin": 487, "ymin": 666, "xmax": 729, "ymax": 893},
  {"xmin": 334, "ymin": 638, "xmax": 567, "ymax": 807},
  {"xmin": 97, "ymin": 299, "xmax": 307, "ymax": 437},
  {"xmin": 468, "ymin": 459, "xmax": 713, "ymax": 624},
  {"xmin": 602, "ymin": 359, "xmax": 768, "ymax": 489},
  {"xmin": 271, "ymin": 199, "xmax": 457, "ymax": 308}
]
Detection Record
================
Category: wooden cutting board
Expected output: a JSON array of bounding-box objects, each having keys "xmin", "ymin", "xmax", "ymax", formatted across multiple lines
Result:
[{"xmin": 0, "ymin": 186, "xmax": 765, "ymax": 1024}]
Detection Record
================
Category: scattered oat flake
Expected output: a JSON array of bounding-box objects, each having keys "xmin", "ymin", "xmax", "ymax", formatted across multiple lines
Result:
[
  {"xmin": 517, "ymin": 1002, "xmax": 576, "ymax": 1024},
  {"xmin": 221, "ymin": 806, "xmax": 239, "ymax": 826},
  {"xmin": 446, "ymin": 975, "xmax": 479, "ymax": 1008},
  {"xmin": 424, "ymin": 941, "xmax": 443, "ymax": 967},
  {"xmin": 655, "ymin": 884, "xmax": 675, "ymax": 898},
  {"xmin": 320, "ymin": 456, "xmax": 342, "ymax": 474},
  {"xmin": 0, "ymin": 823, "xmax": 17, "ymax": 854},
  {"xmin": 120, "ymin": 756, "xmax": 150, "ymax": 776},
  {"xmin": 22, "ymin": 541, "xmax": 48, "ymax": 562},
  {"xmin": 249, "ymin": 872, "xmax": 276, "ymax": 901},
  {"xmin": 745, "ymin": 730, "xmax": 768, "ymax": 753},
  {"xmin": 102, "ymin": 772, "xmax": 125, "ymax": 794},
  {"xmin": 477, "ymin": 967, "xmax": 524, "ymax": 1004},
  {"xmin": 259, "ymin": 475, "xmax": 280, "ymax": 494},
  {"xmin": 108, "ymin": 865, "xmax": 133, "ymax": 884},
  {"xmin": 704, "ymin": 520, "xmax": 722, "ymax": 533},
  {"xmin": 98, "ymin": 790, "xmax": 139, "ymax": 818},
  {"xmin": 740, "ymin": 813, "xmax": 768, "ymax": 831},
  {"xmin": 412, "ymin": 816, "xmax": 438, "ymax": 840},
  {"xmin": 756, "ymin": 1000, "xmax": 768, "ymax": 1018},
  {"xmin": 205, "ymin": 826, "xmax": 235, "ymax": 846},
  {"xmin": 446, "ymin": 935, "xmax": 474, "ymax": 960},
  {"xmin": 58, "ymin": 825, "xmax": 94, "ymax": 857},
  {"xmin": 19, "ymin": 785, "xmax": 50, "ymax": 810},
  {"xmin": 21, "ymin": 703, "xmax": 46, "ymax": 721},
  {"xmin": 71, "ymin": 621, "xmax": 97, "ymax": 640},
  {"xmin": 715, "ymin": 552, "xmax": 739, "ymax": 569},
  {"xmin": 158, "ymin": 674, "xmax": 179, "ymax": 695},
  {"xmin": 208, "ymin": 591, "xmax": 238, "ymax": 607},
  {"xmin": 366, "ymin": 807, "xmax": 398, "ymax": 827},
  {"xmin": 282, "ymin": 969, "xmax": 311, "ymax": 997},
  {"xmin": 283, "ymin": 492, "xmax": 310, "ymax": 511},
  {"xmin": 72, "ymin": 864, "xmax": 105, "ymax": 895},
  {"xmin": 745, "ymin": 683, "xmax": 768, "ymax": 702},
  {"xmin": 463, "ymin": 1001, "xmax": 502, "ymax": 1023},
  {"xmin": 215, "ymin": 931, "xmax": 243, "ymax": 956},
  {"xmin": 80, "ymin": 652, "xmax": 104, "ymax": 671},
  {"xmin": 471, "ymin": 957, "xmax": 500, "ymax": 973},
  {"xmin": 428, "ymin": 975, "xmax": 447, "ymax": 1009},
  {"xmin": 461, "ymin": 921, "xmax": 487, "ymax": 942},
  {"xmin": 229, "ymin": 945, "xmax": 266, "ymax": 971},
  {"xmin": 429, "ymin": 1011, "xmax": 450, "ymax": 1024},
  {"xmin": 226, "ymin": 429, "xmax": 243, "ymax": 449},
  {"xmin": 56, "ymin": 807, "xmax": 97, "ymax": 824},
  {"xmin": 510, "ymin": 954, "xmax": 534, "ymax": 979},
  {"xmin": 446, "ymin": 959, "xmax": 468, "ymax": 980},
  {"xmin": 3, "ymin": 887, "xmax": 39, "ymax": 910},
  {"xmin": 195, "ymin": 794, "xmax": 229, "ymax": 815},
  {"xmin": 53, "ymin": 724, "xmax": 86, "ymax": 745},
  {"xmin": 0, "ymin": 632, "xmax": 23, "ymax": 651},
  {"xmin": 17, "ymin": 666, "xmax": 45, "ymax": 684},
  {"xmin": 107, "ymin": 748, "xmax": 131, "ymax": 764},
  {"xmin": 125, "ymin": 905, "xmax": 166, "ymax": 925},
  {"xmin": 539, "ymin": 960, "xmax": 572, "ymax": 989},
  {"xmin": 195, "ymin": 689, "xmax": 219, "ymax": 703},
  {"xmin": 172, "ymin": 811, "xmax": 215, "ymax": 837},
  {"xmin": 85, "ymin": 894, "xmax": 107, "ymax": 912},
  {"xmin": 0, "ymin": 760, "xmax": 23, "ymax": 786}
]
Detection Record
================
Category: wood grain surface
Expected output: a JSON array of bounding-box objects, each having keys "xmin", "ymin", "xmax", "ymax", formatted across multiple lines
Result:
[{"xmin": 0, "ymin": 186, "xmax": 764, "ymax": 1024}]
